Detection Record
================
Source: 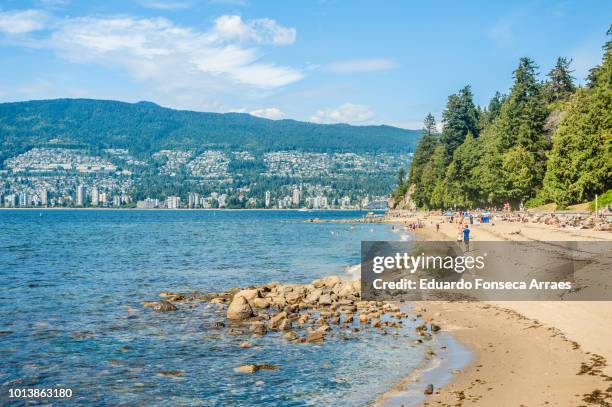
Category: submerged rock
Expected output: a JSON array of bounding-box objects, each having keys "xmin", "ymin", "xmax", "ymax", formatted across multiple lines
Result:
[
  {"xmin": 306, "ymin": 330, "xmax": 325, "ymax": 343},
  {"xmin": 234, "ymin": 364, "xmax": 280, "ymax": 374},
  {"xmin": 250, "ymin": 321, "xmax": 267, "ymax": 336},
  {"xmin": 143, "ymin": 300, "xmax": 178, "ymax": 312}
]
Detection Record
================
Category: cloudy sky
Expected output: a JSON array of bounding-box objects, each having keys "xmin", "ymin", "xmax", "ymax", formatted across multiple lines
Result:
[{"xmin": 0, "ymin": 0, "xmax": 610, "ymax": 128}]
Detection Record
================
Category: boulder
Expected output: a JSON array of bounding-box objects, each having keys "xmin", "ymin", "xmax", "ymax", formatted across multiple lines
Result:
[
  {"xmin": 252, "ymin": 298, "xmax": 270, "ymax": 309},
  {"xmin": 284, "ymin": 331, "xmax": 298, "ymax": 341},
  {"xmin": 148, "ymin": 300, "xmax": 177, "ymax": 312},
  {"xmin": 227, "ymin": 296, "xmax": 254, "ymax": 320},
  {"xmin": 338, "ymin": 283, "xmax": 356, "ymax": 298},
  {"xmin": 268, "ymin": 311, "xmax": 287, "ymax": 330},
  {"xmin": 318, "ymin": 294, "xmax": 332, "ymax": 306},
  {"xmin": 234, "ymin": 364, "xmax": 258, "ymax": 374},
  {"xmin": 236, "ymin": 289, "xmax": 259, "ymax": 302},
  {"xmin": 305, "ymin": 289, "xmax": 322, "ymax": 304},
  {"xmin": 312, "ymin": 279, "xmax": 325, "ymax": 288},
  {"xmin": 323, "ymin": 276, "xmax": 341, "ymax": 287},
  {"xmin": 278, "ymin": 318, "xmax": 293, "ymax": 331},
  {"xmin": 250, "ymin": 321, "xmax": 267, "ymax": 335},
  {"xmin": 306, "ymin": 330, "xmax": 325, "ymax": 343},
  {"xmin": 424, "ymin": 384, "xmax": 434, "ymax": 395}
]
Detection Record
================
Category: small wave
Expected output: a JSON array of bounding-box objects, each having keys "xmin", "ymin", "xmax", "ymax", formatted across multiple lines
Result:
[{"xmin": 344, "ymin": 263, "xmax": 361, "ymax": 280}]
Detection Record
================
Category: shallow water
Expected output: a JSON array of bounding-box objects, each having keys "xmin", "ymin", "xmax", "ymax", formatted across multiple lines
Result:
[{"xmin": 0, "ymin": 210, "xmax": 431, "ymax": 406}]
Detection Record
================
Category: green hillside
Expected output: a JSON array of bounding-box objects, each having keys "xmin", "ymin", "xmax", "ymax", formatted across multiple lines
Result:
[{"xmin": 0, "ymin": 99, "xmax": 420, "ymax": 164}]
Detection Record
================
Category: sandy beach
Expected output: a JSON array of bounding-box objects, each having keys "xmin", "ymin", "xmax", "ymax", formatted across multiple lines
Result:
[{"xmin": 383, "ymin": 212, "xmax": 612, "ymax": 406}]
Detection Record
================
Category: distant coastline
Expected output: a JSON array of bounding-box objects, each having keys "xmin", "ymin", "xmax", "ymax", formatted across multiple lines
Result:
[{"xmin": 0, "ymin": 207, "xmax": 381, "ymax": 211}]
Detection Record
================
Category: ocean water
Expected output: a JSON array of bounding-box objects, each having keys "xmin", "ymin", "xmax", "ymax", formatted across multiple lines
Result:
[{"xmin": 0, "ymin": 210, "xmax": 431, "ymax": 406}]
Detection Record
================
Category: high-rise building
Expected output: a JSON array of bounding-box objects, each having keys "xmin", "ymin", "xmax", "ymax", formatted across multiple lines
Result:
[
  {"xmin": 113, "ymin": 195, "xmax": 121, "ymax": 207},
  {"xmin": 265, "ymin": 191, "xmax": 271, "ymax": 208},
  {"xmin": 76, "ymin": 185, "xmax": 86, "ymax": 206},
  {"xmin": 292, "ymin": 188, "xmax": 300, "ymax": 206},
  {"xmin": 8, "ymin": 194, "xmax": 18, "ymax": 207},
  {"xmin": 90, "ymin": 187, "xmax": 99, "ymax": 206},
  {"xmin": 20, "ymin": 191, "xmax": 28, "ymax": 207},
  {"xmin": 99, "ymin": 192, "xmax": 107, "ymax": 206},
  {"xmin": 39, "ymin": 189, "xmax": 48, "ymax": 207}
]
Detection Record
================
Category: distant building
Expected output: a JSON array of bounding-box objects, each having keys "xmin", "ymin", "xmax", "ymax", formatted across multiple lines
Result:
[
  {"xmin": 20, "ymin": 191, "xmax": 28, "ymax": 207},
  {"xmin": 76, "ymin": 185, "xmax": 86, "ymax": 206},
  {"xmin": 292, "ymin": 188, "xmax": 301, "ymax": 206},
  {"xmin": 39, "ymin": 189, "xmax": 48, "ymax": 206},
  {"xmin": 265, "ymin": 191, "xmax": 271, "ymax": 208},
  {"xmin": 7, "ymin": 194, "xmax": 18, "ymax": 207},
  {"xmin": 99, "ymin": 192, "xmax": 107, "ymax": 206},
  {"xmin": 90, "ymin": 187, "xmax": 99, "ymax": 206},
  {"xmin": 136, "ymin": 198, "xmax": 159, "ymax": 209},
  {"xmin": 113, "ymin": 195, "xmax": 121, "ymax": 206},
  {"xmin": 167, "ymin": 196, "xmax": 180, "ymax": 209},
  {"xmin": 218, "ymin": 194, "xmax": 227, "ymax": 208}
]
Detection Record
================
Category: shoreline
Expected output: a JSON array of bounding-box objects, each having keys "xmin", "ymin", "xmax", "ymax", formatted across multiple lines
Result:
[
  {"xmin": 379, "ymin": 213, "xmax": 612, "ymax": 406},
  {"xmin": 0, "ymin": 207, "xmax": 377, "ymax": 211}
]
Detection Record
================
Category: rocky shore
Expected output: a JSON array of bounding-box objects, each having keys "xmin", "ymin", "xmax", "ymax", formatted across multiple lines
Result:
[{"xmin": 142, "ymin": 275, "xmax": 447, "ymax": 398}]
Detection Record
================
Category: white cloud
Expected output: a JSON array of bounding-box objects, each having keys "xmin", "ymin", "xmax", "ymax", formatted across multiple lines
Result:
[
  {"xmin": 0, "ymin": 9, "xmax": 48, "ymax": 34},
  {"xmin": 249, "ymin": 107, "xmax": 284, "ymax": 119},
  {"xmin": 311, "ymin": 103, "xmax": 375, "ymax": 124},
  {"xmin": 208, "ymin": 0, "xmax": 249, "ymax": 5},
  {"xmin": 328, "ymin": 58, "xmax": 397, "ymax": 73},
  {"xmin": 212, "ymin": 15, "xmax": 296, "ymax": 45},
  {"xmin": 1, "ymin": 12, "xmax": 302, "ymax": 92},
  {"xmin": 138, "ymin": 1, "xmax": 193, "ymax": 10}
]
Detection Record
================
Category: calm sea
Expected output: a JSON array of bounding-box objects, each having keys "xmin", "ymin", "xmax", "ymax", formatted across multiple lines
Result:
[{"xmin": 0, "ymin": 209, "xmax": 429, "ymax": 406}]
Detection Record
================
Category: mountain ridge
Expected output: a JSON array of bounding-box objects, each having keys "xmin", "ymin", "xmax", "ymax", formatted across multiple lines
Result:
[{"xmin": 0, "ymin": 98, "xmax": 420, "ymax": 164}]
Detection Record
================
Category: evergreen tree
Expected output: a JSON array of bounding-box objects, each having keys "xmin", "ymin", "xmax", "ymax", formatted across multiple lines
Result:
[
  {"xmin": 408, "ymin": 113, "xmax": 439, "ymax": 206},
  {"xmin": 543, "ymin": 27, "xmax": 612, "ymax": 206},
  {"xmin": 443, "ymin": 132, "xmax": 483, "ymax": 208},
  {"xmin": 479, "ymin": 92, "xmax": 504, "ymax": 128},
  {"xmin": 477, "ymin": 57, "xmax": 549, "ymax": 205},
  {"xmin": 423, "ymin": 144, "xmax": 448, "ymax": 209},
  {"xmin": 440, "ymin": 86, "xmax": 480, "ymax": 159},
  {"xmin": 544, "ymin": 57, "xmax": 576, "ymax": 103}
]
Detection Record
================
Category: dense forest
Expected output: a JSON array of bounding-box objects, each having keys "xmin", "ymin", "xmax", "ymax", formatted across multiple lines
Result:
[
  {"xmin": 0, "ymin": 99, "xmax": 420, "ymax": 165},
  {"xmin": 395, "ymin": 27, "xmax": 611, "ymax": 210}
]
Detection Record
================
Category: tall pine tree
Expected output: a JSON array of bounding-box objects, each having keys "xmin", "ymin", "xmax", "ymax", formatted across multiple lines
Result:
[
  {"xmin": 408, "ymin": 113, "xmax": 439, "ymax": 207},
  {"xmin": 543, "ymin": 27, "xmax": 612, "ymax": 206}
]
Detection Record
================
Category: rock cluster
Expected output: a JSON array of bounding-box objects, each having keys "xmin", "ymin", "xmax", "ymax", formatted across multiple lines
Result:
[{"xmin": 143, "ymin": 277, "xmax": 445, "ymax": 373}]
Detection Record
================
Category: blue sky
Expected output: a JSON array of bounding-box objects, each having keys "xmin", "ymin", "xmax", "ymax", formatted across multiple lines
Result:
[{"xmin": 0, "ymin": 0, "xmax": 610, "ymax": 129}]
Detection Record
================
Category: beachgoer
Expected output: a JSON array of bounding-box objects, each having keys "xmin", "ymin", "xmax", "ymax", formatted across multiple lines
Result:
[{"xmin": 463, "ymin": 225, "xmax": 470, "ymax": 251}]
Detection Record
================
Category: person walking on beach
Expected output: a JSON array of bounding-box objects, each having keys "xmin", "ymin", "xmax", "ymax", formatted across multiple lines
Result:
[{"xmin": 463, "ymin": 225, "xmax": 470, "ymax": 251}]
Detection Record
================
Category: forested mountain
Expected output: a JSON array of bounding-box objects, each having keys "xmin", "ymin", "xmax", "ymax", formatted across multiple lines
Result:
[
  {"xmin": 395, "ymin": 27, "xmax": 612, "ymax": 209},
  {"xmin": 0, "ymin": 99, "xmax": 420, "ymax": 164}
]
